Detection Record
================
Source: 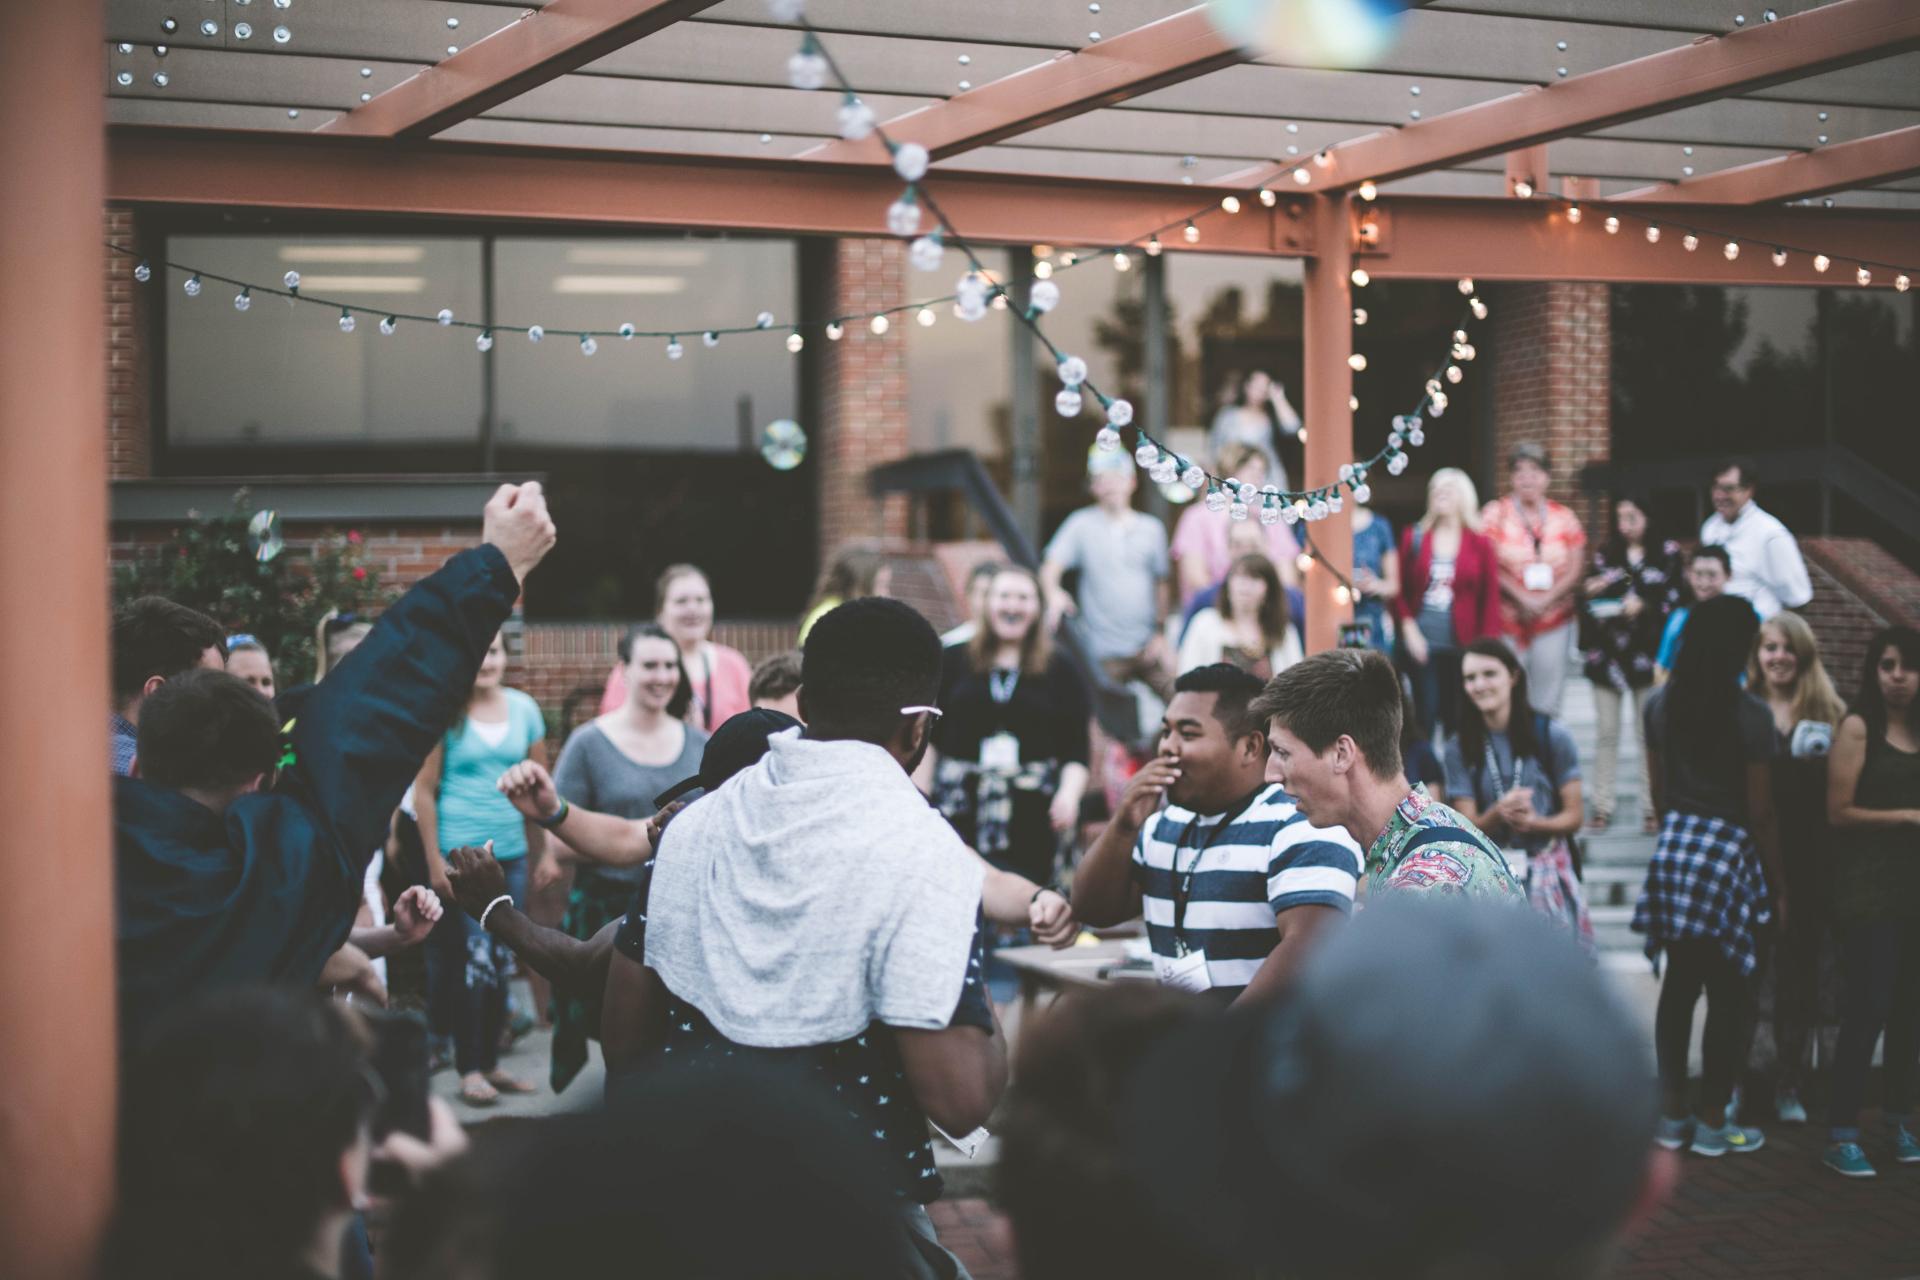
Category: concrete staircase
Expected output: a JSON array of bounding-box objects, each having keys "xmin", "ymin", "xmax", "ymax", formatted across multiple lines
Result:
[{"xmin": 1555, "ymin": 677, "xmax": 1655, "ymax": 957}]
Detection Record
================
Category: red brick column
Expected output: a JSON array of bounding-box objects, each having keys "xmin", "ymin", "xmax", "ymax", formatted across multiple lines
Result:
[
  {"xmin": 1487, "ymin": 281, "xmax": 1610, "ymax": 535},
  {"xmin": 817, "ymin": 237, "xmax": 909, "ymax": 553},
  {"xmin": 105, "ymin": 204, "xmax": 153, "ymax": 480}
]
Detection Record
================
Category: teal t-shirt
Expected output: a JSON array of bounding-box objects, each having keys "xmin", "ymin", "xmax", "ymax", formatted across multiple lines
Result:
[{"xmin": 436, "ymin": 688, "xmax": 546, "ymax": 860}]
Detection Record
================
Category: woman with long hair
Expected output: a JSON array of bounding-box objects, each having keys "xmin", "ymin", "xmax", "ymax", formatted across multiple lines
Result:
[
  {"xmin": 1578, "ymin": 495, "xmax": 1684, "ymax": 831},
  {"xmin": 1633, "ymin": 595, "xmax": 1785, "ymax": 1157},
  {"xmin": 1395, "ymin": 467, "xmax": 1503, "ymax": 739},
  {"xmin": 1821, "ymin": 625, "xmax": 1920, "ymax": 1177},
  {"xmin": 1748, "ymin": 612, "xmax": 1846, "ymax": 1129},
  {"xmin": 799, "ymin": 546, "xmax": 892, "ymax": 643},
  {"xmin": 1207, "ymin": 368, "xmax": 1301, "ymax": 491},
  {"xmin": 1442, "ymin": 638, "xmax": 1592, "ymax": 948},
  {"xmin": 414, "ymin": 632, "xmax": 548, "ymax": 1107},
  {"xmin": 546, "ymin": 621, "xmax": 705, "ymax": 1091},
  {"xmin": 1170, "ymin": 444, "xmax": 1299, "ymax": 607},
  {"xmin": 929, "ymin": 566, "xmax": 1090, "ymax": 889},
  {"xmin": 1177, "ymin": 553, "xmax": 1302, "ymax": 680},
  {"xmin": 598, "ymin": 565, "xmax": 752, "ymax": 733}
]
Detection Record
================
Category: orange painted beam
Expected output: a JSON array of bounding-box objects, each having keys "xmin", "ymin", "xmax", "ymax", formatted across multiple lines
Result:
[
  {"xmin": 1613, "ymin": 124, "xmax": 1920, "ymax": 205},
  {"xmin": 801, "ymin": 6, "xmax": 1244, "ymax": 164},
  {"xmin": 319, "ymin": 0, "xmax": 723, "ymax": 139},
  {"xmin": 1301, "ymin": 193, "xmax": 1354, "ymax": 655},
  {"xmin": 1, "ymin": 3, "xmax": 117, "ymax": 1278},
  {"xmin": 1283, "ymin": 0, "xmax": 1920, "ymax": 193}
]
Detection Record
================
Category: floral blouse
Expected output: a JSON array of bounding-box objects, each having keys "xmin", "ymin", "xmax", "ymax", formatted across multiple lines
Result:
[{"xmin": 1579, "ymin": 539, "xmax": 1683, "ymax": 691}]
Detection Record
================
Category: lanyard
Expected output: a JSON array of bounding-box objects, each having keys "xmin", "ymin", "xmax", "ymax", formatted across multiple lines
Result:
[
  {"xmin": 988, "ymin": 668, "xmax": 1020, "ymax": 705},
  {"xmin": 1170, "ymin": 787, "xmax": 1265, "ymax": 954},
  {"xmin": 1517, "ymin": 503, "xmax": 1547, "ymax": 557}
]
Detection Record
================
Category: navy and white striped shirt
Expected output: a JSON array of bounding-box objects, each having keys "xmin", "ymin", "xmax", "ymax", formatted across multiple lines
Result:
[{"xmin": 1131, "ymin": 783, "xmax": 1362, "ymax": 993}]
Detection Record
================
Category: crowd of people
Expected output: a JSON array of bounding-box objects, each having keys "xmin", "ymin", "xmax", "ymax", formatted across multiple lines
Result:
[{"xmin": 96, "ymin": 424, "xmax": 1917, "ymax": 1278}]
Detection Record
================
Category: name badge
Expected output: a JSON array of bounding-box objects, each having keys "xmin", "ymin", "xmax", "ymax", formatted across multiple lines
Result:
[
  {"xmin": 1523, "ymin": 562, "xmax": 1554, "ymax": 592},
  {"xmin": 1153, "ymin": 949, "xmax": 1214, "ymax": 994},
  {"xmin": 1502, "ymin": 848, "xmax": 1531, "ymax": 880},
  {"xmin": 980, "ymin": 732, "xmax": 1021, "ymax": 772}
]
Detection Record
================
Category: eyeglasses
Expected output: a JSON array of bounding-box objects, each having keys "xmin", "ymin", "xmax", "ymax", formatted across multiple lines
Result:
[{"xmin": 899, "ymin": 705, "xmax": 944, "ymax": 720}]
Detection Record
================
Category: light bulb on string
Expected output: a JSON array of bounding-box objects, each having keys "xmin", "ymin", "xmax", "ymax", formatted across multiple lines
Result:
[
  {"xmin": 1682, "ymin": 233, "xmax": 1699, "ymax": 252},
  {"xmin": 437, "ymin": 308, "xmax": 454, "ymax": 327},
  {"xmin": 1470, "ymin": 297, "xmax": 1488, "ymax": 320},
  {"xmin": 1204, "ymin": 487, "xmax": 1229, "ymax": 514},
  {"xmin": 1457, "ymin": 278, "xmax": 1473, "ymax": 295},
  {"xmin": 338, "ymin": 309, "xmax": 356, "ymax": 334},
  {"xmin": 1358, "ymin": 181, "xmax": 1378, "ymax": 202},
  {"xmin": 476, "ymin": 330, "xmax": 494, "ymax": 352},
  {"xmin": 1348, "ymin": 395, "xmax": 1359, "ymax": 412},
  {"xmin": 837, "ymin": 96, "xmax": 876, "ymax": 141},
  {"xmin": 1772, "ymin": 249, "xmax": 1788, "ymax": 267},
  {"xmin": 1095, "ymin": 425, "xmax": 1122, "ymax": 451},
  {"xmin": 870, "ymin": 314, "xmax": 890, "ymax": 335},
  {"xmin": 702, "ymin": 331, "xmax": 720, "ymax": 348},
  {"xmin": 909, "ymin": 234, "xmax": 944, "ymax": 272},
  {"xmin": 1351, "ymin": 268, "xmax": 1370, "ymax": 287},
  {"xmin": 1446, "ymin": 364, "xmax": 1463, "ymax": 383},
  {"xmin": 1354, "ymin": 308, "xmax": 1368, "ymax": 326},
  {"xmin": 618, "ymin": 323, "xmax": 636, "ymax": 341},
  {"xmin": 1107, "ymin": 399, "xmax": 1134, "ymax": 427},
  {"xmin": 1566, "ymin": 204, "xmax": 1582, "ymax": 223},
  {"xmin": 1296, "ymin": 552, "xmax": 1314, "ymax": 575},
  {"xmin": 1645, "ymin": 225, "xmax": 1661, "ymax": 244},
  {"xmin": 1145, "ymin": 236, "xmax": 1162, "ymax": 257},
  {"xmin": 1060, "ymin": 390, "xmax": 1086, "ymax": 419},
  {"xmin": 1221, "ymin": 195, "xmax": 1241, "ymax": 214},
  {"xmin": 134, "ymin": 261, "xmax": 152, "ymax": 283},
  {"xmin": 886, "ymin": 192, "xmax": 921, "ymax": 237},
  {"xmin": 665, "ymin": 336, "xmax": 685, "ymax": 360},
  {"xmin": 1113, "ymin": 252, "xmax": 1132, "ymax": 272},
  {"xmin": 283, "ymin": 270, "xmax": 300, "ymax": 293},
  {"xmin": 787, "ymin": 331, "xmax": 806, "ymax": 352},
  {"xmin": 1258, "ymin": 187, "xmax": 1277, "ymax": 207},
  {"xmin": 1512, "ymin": 179, "xmax": 1533, "ymax": 199},
  {"xmin": 1181, "ymin": 462, "xmax": 1207, "ymax": 492},
  {"xmin": 528, "ymin": 325, "xmax": 545, "ymax": 343},
  {"xmin": 1896, "ymin": 275, "xmax": 1911, "ymax": 293},
  {"xmin": 182, "ymin": 273, "xmax": 202, "ymax": 298},
  {"xmin": 379, "ymin": 315, "xmax": 397, "ymax": 336},
  {"xmin": 233, "ymin": 288, "xmax": 251, "ymax": 312},
  {"xmin": 1813, "ymin": 254, "xmax": 1830, "ymax": 273},
  {"xmin": 1134, "ymin": 441, "xmax": 1160, "ymax": 469},
  {"xmin": 1183, "ymin": 222, "xmax": 1200, "ymax": 244},
  {"xmin": 1033, "ymin": 259, "xmax": 1054, "ymax": 280},
  {"xmin": 1724, "ymin": 241, "xmax": 1740, "ymax": 261},
  {"xmin": 825, "ymin": 322, "xmax": 845, "ymax": 341},
  {"xmin": 1856, "ymin": 266, "xmax": 1872, "ymax": 286},
  {"xmin": 579, "ymin": 334, "xmax": 597, "ymax": 356},
  {"xmin": 1347, "ymin": 353, "xmax": 1367, "ymax": 371},
  {"xmin": 1058, "ymin": 356, "xmax": 1088, "ymax": 387},
  {"xmin": 1292, "ymin": 167, "xmax": 1311, "ymax": 186},
  {"xmin": 1604, "ymin": 216, "xmax": 1620, "ymax": 234},
  {"xmin": 1029, "ymin": 280, "xmax": 1061, "ymax": 313},
  {"xmin": 917, "ymin": 307, "xmax": 936, "ymax": 327}
]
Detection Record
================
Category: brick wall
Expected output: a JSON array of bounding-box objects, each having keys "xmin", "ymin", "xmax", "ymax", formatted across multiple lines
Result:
[
  {"xmin": 1488, "ymin": 281, "xmax": 1611, "ymax": 536},
  {"xmin": 105, "ymin": 205, "xmax": 152, "ymax": 481},
  {"xmin": 817, "ymin": 237, "xmax": 910, "ymax": 552},
  {"xmin": 1801, "ymin": 537, "xmax": 1920, "ymax": 687}
]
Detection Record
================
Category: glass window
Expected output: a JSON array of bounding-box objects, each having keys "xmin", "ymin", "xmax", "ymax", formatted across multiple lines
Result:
[
  {"xmin": 165, "ymin": 235, "xmax": 485, "ymax": 446},
  {"xmin": 907, "ymin": 249, "xmax": 1012, "ymax": 460},
  {"xmin": 491, "ymin": 236, "xmax": 798, "ymax": 450}
]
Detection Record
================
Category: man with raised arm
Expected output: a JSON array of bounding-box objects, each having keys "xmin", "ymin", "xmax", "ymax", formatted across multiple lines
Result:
[{"xmin": 113, "ymin": 483, "xmax": 556, "ymax": 1047}]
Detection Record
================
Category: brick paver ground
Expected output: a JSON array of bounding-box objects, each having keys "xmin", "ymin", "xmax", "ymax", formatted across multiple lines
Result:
[{"xmin": 933, "ymin": 1126, "xmax": 1920, "ymax": 1280}]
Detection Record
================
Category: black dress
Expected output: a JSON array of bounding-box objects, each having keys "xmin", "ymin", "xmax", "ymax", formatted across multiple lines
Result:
[
  {"xmin": 1579, "ymin": 539, "xmax": 1683, "ymax": 691},
  {"xmin": 930, "ymin": 645, "xmax": 1090, "ymax": 884}
]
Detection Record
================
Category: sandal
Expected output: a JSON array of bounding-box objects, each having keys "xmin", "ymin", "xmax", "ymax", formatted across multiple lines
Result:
[
  {"xmin": 459, "ymin": 1075, "xmax": 499, "ymax": 1107},
  {"xmin": 484, "ymin": 1070, "xmax": 538, "ymax": 1095}
]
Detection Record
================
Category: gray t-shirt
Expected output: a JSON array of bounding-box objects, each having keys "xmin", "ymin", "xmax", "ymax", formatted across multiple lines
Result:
[
  {"xmin": 1643, "ymin": 686, "xmax": 1777, "ymax": 825},
  {"xmin": 1442, "ymin": 717, "xmax": 1581, "ymax": 853},
  {"xmin": 553, "ymin": 720, "xmax": 709, "ymax": 887},
  {"xmin": 1044, "ymin": 505, "xmax": 1170, "ymax": 661}
]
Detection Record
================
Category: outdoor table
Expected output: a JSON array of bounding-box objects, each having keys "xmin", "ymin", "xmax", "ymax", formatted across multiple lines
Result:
[{"xmin": 992, "ymin": 933, "xmax": 1155, "ymax": 1025}]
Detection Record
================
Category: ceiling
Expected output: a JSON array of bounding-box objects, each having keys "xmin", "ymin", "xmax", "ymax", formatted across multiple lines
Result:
[{"xmin": 104, "ymin": 0, "xmax": 1920, "ymax": 209}]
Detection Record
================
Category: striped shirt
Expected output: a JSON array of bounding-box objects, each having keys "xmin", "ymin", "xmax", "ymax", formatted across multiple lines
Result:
[{"xmin": 1131, "ymin": 783, "xmax": 1363, "ymax": 993}]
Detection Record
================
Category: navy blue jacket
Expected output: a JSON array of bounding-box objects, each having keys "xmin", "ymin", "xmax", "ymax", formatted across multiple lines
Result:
[{"xmin": 113, "ymin": 545, "xmax": 520, "ymax": 1050}]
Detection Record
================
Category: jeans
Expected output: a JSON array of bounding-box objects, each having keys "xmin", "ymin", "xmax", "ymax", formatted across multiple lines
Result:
[
  {"xmin": 1405, "ymin": 645, "xmax": 1463, "ymax": 740},
  {"xmin": 1516, "ymin": 621, "xmax": 1575, "ymax": 717},
  {"xmin": 1590, "ymin": 683, "xmax": 1654, "ymax": 821},
  {"xmin": 1657, "ymin": 939, "xmax": 1755, "ymax": 1119},
  {"xmin": 901, "ymin": 1203, "xmax": 975, "ymax": 1280},
  {"xmin": 426, "ymin": 855, "xmax": 526, "ymax": 1076},
  {"xmin": 1827, "ymin": 919, "xmax": 1920, "ymax": 1137}
]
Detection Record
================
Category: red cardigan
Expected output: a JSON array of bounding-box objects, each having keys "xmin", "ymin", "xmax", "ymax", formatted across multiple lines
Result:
[{"xmin": 1395, "ymin": 523, "xmax": 1503, "ymax": 645}]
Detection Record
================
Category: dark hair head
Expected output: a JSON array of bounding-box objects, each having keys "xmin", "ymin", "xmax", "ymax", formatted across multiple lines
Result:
[
  {"xmin": 999, "ymin": 986, "xmax": 1230, "ymax": 1280},
  {"xmin": 135, "ymin": 668, "xmax": 282, "ymax": 792},
  {"xmin": 748, "ymin": 650, "xmax": 804, "ymax": 705},
  {"xmin": 1855, "ymin": 625, "xmax": 1920, "ymax": 749},
  {"xmin": 1250, "ymin": 648, "xmax": 1403, "ymax": 779},
  {"xmin": 801, "ymin": 598, "xmax": 941, "ymax": 742},
  {"xmin": 621, "ymin": 622, "xmax": 695, "ymax": 719},
  {"xmin": 1508, "ymin": 440, "xmax": 1551, "ymax": 473},
  {"xmin": 1667, "ymin": 595, "xmax": 1760, "ymax": 755},
  {"xmin": 114, "ymin": 988, "xmax": 376, "ymax": 1280},
  {"xmin": 1174, "ymin": 663, "xmax": 1268, "ymax": 742},
  {"xmin": 1458, "ymin": 638, "xmax": 1541, "ymax": 766},
  {"xmin": 653, "ymin": 563, "xmax": 710, "ymax": 617},
  {"xmin": 112, "ymin": 597, "xmax": 226, "ymax": 704},
  {"xmin": 383, "ymin": 1064, "xmax": 907, "ymax": 1280},
  {"xmin": 1714, "ymin": 456, "xmax": 1758, "ymax": 490},
  {"xmin": 1219, "ymin": 553, "xmax": 1289, "ymax": 648},
  {"xmin": 1688, "ymin": 544, "xmax": 1732, "ymax": 574},
  {"xmin": 1603, "ymin": 493, "xmax": 1657, "ymax": 561}
]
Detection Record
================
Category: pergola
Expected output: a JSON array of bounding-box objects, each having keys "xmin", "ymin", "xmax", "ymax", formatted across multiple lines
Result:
[{"xmin": 6, "ymin": 1, "xmax": 1919, "ymax": 1272}]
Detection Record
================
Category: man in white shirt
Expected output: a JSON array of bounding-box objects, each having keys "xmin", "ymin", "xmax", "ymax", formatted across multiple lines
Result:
[{"xmin": 1700, "ymin": 458, "xmax": 1812, "ymax": 620}]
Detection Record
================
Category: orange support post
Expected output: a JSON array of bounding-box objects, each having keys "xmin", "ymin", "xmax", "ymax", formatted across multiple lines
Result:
[
  {"xmin": 1301, "ymin": 193, "xmax": 1354, "ymax": 654},
  {"xmin": 0, "ymin": 2, "xmax": 117, "ymax": 1277}
]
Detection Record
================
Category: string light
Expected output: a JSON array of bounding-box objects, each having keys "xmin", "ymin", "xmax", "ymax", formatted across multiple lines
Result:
[
  {"xmin": 337, "ymin": 309, "xmax": 355, "ymax": 334},
  {"xmin": 527, "ymin": 324, "xmax": 545, "ymax": 343},
  {"xmin": 1258, "ymin": 188, "xmax": 1277, "ymax": 207},
  {"xmin": 1512, "ymin": 179, "xmax": 1534, "ymax": 199},
  {"xmin": 1646, "ymin": 225, "xmax": 1661, "ymax": 244},
  {"xmin": 825, "ymin": 322, "xmax": 845, "ymax": 340},
  {"xmin": 1347, "ymin": 353, "xmax": 1368, "ymax": 371},
  {"xmin": 1772, "ymin": 249, "xmax": 1788, "ymax": 267},
  {"xmin": 1112, "ymin": 252, "xmax": 1132, "ymax": 272},
  {"xmin": 233, "ymin": 288, "xmax": 251, "ymax": 312},
  {"xmin": 1604, "ymin": 216, "xmax": 1620, "ymax": 234},
  {"xmin": 1353, "ymin": 308, "xmax": 1368, "ymax": 325},
  {"xmin": 1033, "ymin": 259, "xmax": 1054, "ymax": 280},
  {"xmin": 1292, "ymin": 167, "xmax": 1312, "ymax": 186},
  {"xmin": 182, "ymin": 273, "xmax": 202, "ymax": 298},
  {"xmin": 1457, "ymin": 278, "xmax": 1473, "ymax": 295},
  {"xmin": 1682, "ymin": 233, "xmax": 1699, "ymax": 252},
  {"xmin": 1566, "ymin": 204, "xmax": 1581, "ymax": 223},
  {"xmin": 1145, "ymin": 235, "xmax": 1162, "ymax": 257},
  {"xmin": 579, "ymin": 334, "xmax": 597, "ymax": 356},
  {"xmin": 917, "ymin": 307, "xmax": 937, "ymax": 326},
  {"xmin": 476, "ymin": 330, "xmax": 493, "ymax": 352},
  {"xmin": 1351, "ymin": 268, "xmax": 1370, "ymax": 287},
  {"xmin": 787, "ymin": 331, "xmax": 806, "ymax": 351},
  {"xmin": 379, "ymin": 315, "xmax": 398, "ymax": 336},
  {"xmin": 869, "ymin": 314, "xmax": 890, "ymax": 335},
  {"xmin": 1358, "ymin": 181, "xmax": 1378, "ymax": 202},
  {"xmin": 1183, "ymin": 222, "xmax": 1200, "ymax": 243},
  {"xmin": 1221, "ymin": 195, "xmax": 1242, "ymax": 214},
  {"xmin": 1814, "ymin": 254, "xmax": 1830, "ymax": 273},
  {"xmin": 1856, "ymin": 266, "xmax": 1872, "ymax": 286},
  {"xmin": 1723, "ymin": 241, "xmax": 1740, "ymax": 261}
]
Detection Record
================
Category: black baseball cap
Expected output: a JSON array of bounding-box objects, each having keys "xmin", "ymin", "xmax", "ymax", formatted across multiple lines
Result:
[
  {"xmin": 653, "ymin": 707, "xmax": 802, "ymax": 807},
  {"xmin": 1121, "ymin": 899, "xmax": 1656, "ymax": 1277}
]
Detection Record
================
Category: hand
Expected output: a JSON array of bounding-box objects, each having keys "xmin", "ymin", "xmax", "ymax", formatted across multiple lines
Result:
[
  {"xmin": 445, "ymin": 842, "xmax": 508, "ymax": 922},
  {"xmin": 497, "ymin": 760, "xmax": 562, "ymax": 822},
  {"xmin": 429, "ymin": 871, "xmax": 455, "ymax": 913},
  {"xmin": 1029, "ymin": 890, "xmax": 1077, "ymax": 949},
  {"xmin": 326, "ymin": 944, "xmax": 388, "ymax": 1007},
  {"xmin": 646, "ymin": 800, "xmax": 686, "ymax": 850},
  {"xmin": 390, "ymin": 885, "xmax": 443, "ymax": 946},
  {"xmin": 1403, "ymin": 628, "xmax": 1430, "ymax": 667},
  {"xmin": 1583, "ymin": 572, "xmax": 1618, "ymax": 598},
  {"xmin": 530, "ymin": 851, "xmax": 566, "ymax": 894},
  {"xmin": 482, "ymin": 481, "xmax": 557, "ymax": 585},
  {"xmin": 370, "ymin": 1097, "xmax": 470, "ymax": 1191},
  {"xmin": 1622, "ymin": 594, "xmax": 1645, "ymax": 620},
  {"xmin": 1048, "ymin": 790, "xmax": 1080, "ymax": 834},
  {"xmin": 1117, "ymin": 756, "xmax": 1181, "ymax": 829}
]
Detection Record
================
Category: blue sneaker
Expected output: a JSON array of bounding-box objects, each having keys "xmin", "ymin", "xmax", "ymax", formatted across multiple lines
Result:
[
  {"xmin": 1775, "ymin": 1090, "xmax": 1808, "ymax": 1125},
  {"xmin": 1691, "ymin": 1122, "xmax": 1766, "ymax": 1156},
  {"xmin": 1893, "ymin": 1126, "xmax": 1920, "ymax": 1165},
  {"xmin": 1824, "ymin": 1142, "xmax": 1877, "ymax": 1178},
  {"xmin": 1655, "ymin": 1115, "xmax": 1694, "ymax": 1150}
]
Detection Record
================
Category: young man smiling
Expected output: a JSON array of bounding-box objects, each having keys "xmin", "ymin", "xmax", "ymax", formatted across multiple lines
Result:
[
  {"xmin": 1073, "ymin": 664, "xmax": 1361, "ymax": 1004},
  {"xmin": 1253, "ymin": 647, "xmax": 1522, "ymax": 901}
]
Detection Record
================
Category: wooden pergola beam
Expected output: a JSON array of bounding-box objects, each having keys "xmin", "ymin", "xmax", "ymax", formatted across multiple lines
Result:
[
  {"xmin": 1280, "ymin": 0, "xmax": 1920, "ymax": 194},
  {"xmin": 1613, "ymin": 124, "xmax": 1920, "ymax": 205},
  {"xmin": 800, "ymin": 6, "xmax": 1245, "ymax": 165},
  {"xmin": 107, "ymin": 126, "xmax": 1919, "ymax": 284},
  {"xmin": 318, "ymin": 0, "xmax": 724, "ymax": 140}
]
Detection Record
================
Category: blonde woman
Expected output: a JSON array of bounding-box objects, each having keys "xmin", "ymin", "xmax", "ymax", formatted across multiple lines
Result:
[
  {"xmin": 1395, "ymin": 468, "xmax": 1503, "ymax": 737},
  {"xmin": 1749, "ymin": 611, "xmax": 1847, "ymax": 1127}
]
